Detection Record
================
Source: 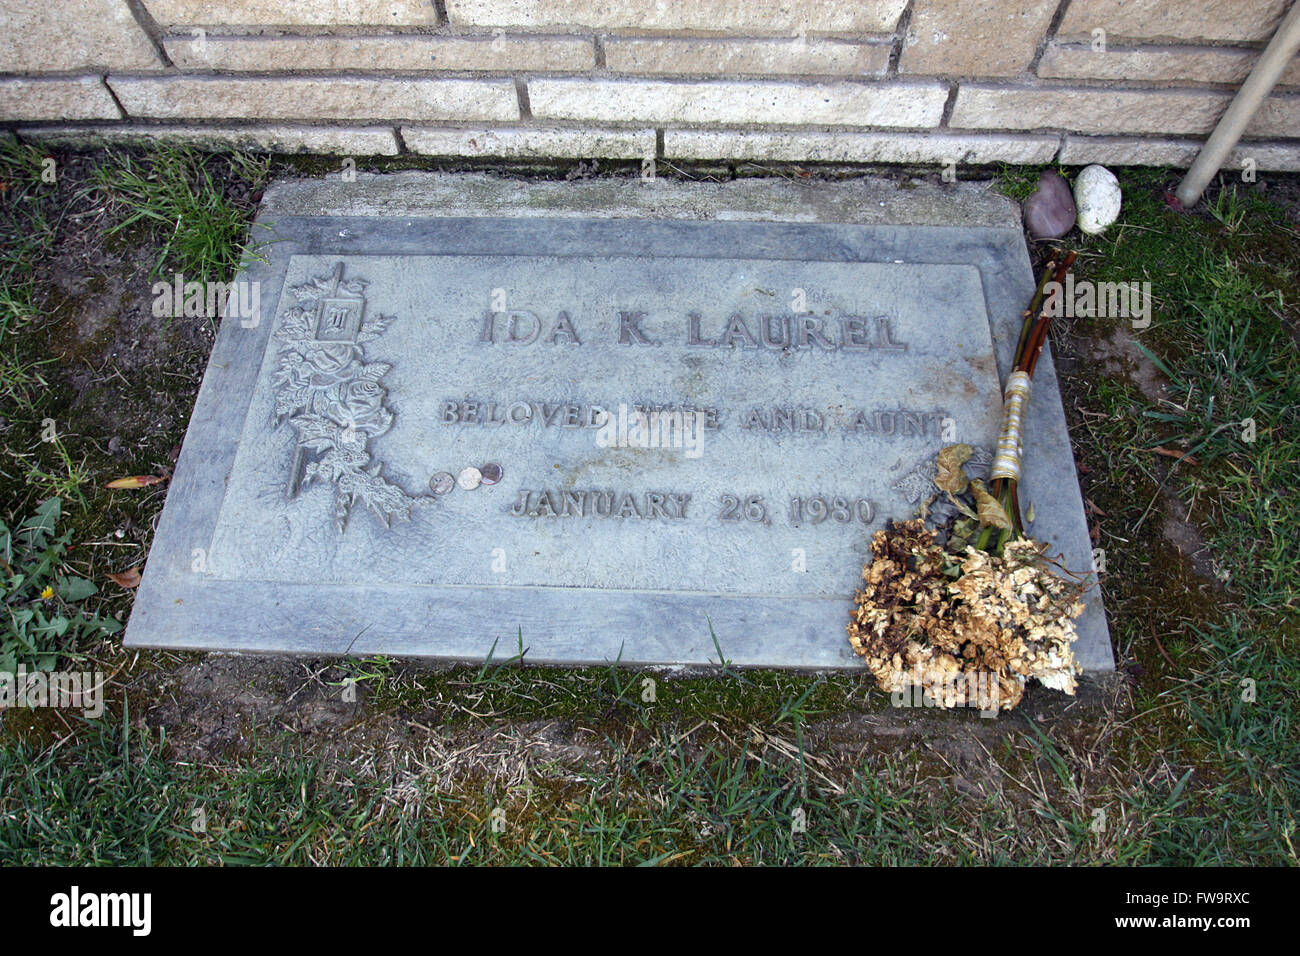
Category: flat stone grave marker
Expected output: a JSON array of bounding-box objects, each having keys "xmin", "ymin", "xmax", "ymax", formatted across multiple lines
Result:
[{"xmin": 126, "ymin": 173, "xmax": 1111, "ymax": 673}]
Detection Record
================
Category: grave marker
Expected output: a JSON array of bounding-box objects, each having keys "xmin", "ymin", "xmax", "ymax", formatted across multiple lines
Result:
[{"xmin": 125, "ymin": 174, "xmax": 1111, "ymax": 672}]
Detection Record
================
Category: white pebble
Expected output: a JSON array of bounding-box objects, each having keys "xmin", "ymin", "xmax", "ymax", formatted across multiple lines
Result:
[{"xmin": 1074, "ymin": 164, "xmax": 1122, "ymax": 235}]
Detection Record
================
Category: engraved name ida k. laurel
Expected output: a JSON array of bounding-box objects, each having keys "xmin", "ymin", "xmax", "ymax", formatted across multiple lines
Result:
[{"xmin": 478, "ymin": 310, "xmax": 908, "ymax": 351}]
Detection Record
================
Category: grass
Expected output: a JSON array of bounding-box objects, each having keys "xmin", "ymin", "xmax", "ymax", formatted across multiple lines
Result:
[
  {"xmin": 0, "ymin": 143, "xmax": 88, "ymax": 517},
  {"xmin": 0, "ymin": 152, "xmax": 1296, "ymax": 866},
  {"xmin": 22, "ymin": 437, "xmax": 92, "ymax": 511},
  {"xmin": 0, "ymin": 141, "xmax": 55, "ymax": 338},
  {"xmin": 1072, "ymin": 172, "xmax": 1298, "ymax": 610},
  {"xmin": 0, "ymin": 142, "xmax": 58, "ymax": 479},
  {"xmin": 92, "ymin": 146, "xmax": 270, "ymax": 282},
  {"xmin": 1001, "ymin": 165, "xmax": 1299, "ymax": 862},
  {"xmin": 1002, "ymin": 167, "xmax": 1300, "ymax": 605},
  {"xmin": 1, "ymin": 144, "xmax": 269, "ymax": 524},
  {"xmin": 0, "ymin": 712, "xmax": 862, "ymax": 865}
]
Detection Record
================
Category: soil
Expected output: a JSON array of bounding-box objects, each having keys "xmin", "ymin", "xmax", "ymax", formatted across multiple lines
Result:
[{"xmin": 123, "ymin": 648, "xmax": 1117, "ymax": 799}]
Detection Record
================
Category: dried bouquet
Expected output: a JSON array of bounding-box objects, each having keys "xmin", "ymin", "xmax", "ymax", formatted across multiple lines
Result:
[{"xmin": 848, "ymin": 251, "xmax": 1089, "ymax": 713}]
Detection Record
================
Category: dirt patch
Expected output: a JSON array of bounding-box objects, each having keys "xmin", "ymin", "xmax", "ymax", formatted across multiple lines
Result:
[
  {"xmin": 124, "ymin": 646, "xmax": 1118, "ymax": 797},
  {"xmin": 137, "ymin": 655, "xmax": 356, "ymax": 760},
  {"xmin": 1160, "ymin": 506, "xmax": 1222, "ymax": 585},
  {"xmin": 1, "ymin": 152, "xmax": 215, "ymax": 544},
  {"xmin": 47, "ymin": 246, "xmax": 212, "ymax": 469},
  {"xmin": 1256, "ymin": 175, "xmax": 1300, "ymax": 227},
  {"xmin": 1082, "ymin": 323, "xmax": 1167, "ymax": 403},
  {"xmin": 131, "ymin": 653, "xmax": 615, "ymax": 773}
]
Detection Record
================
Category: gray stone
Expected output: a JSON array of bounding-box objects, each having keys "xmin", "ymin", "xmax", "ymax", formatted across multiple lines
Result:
[
  {"xmin": 1023, "ymin": 170, "xmax": 1076, "ymax": 240},
  {"xmin": 1074, "ymin": 164, "xmax": 1122, "ymax": 235},
  {"xmin": 125, "ymin": 173, "xmax": 1111, "ymax": 673},
  {"xmin": 251, "ymin": 171, "xmax": 1022, "ymax": 228}
]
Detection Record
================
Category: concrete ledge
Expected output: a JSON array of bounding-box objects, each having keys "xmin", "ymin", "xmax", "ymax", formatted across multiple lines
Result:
[{"xmin": 256, "ymin": 170, "xmax": 1023, "ymax": 229}]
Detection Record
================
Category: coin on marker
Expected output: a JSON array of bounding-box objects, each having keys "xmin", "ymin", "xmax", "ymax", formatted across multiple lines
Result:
[
  {"xmin": 480, "ymin": 463, "xmax": 503, "ymax": 485},
  {"xmin": 458, "ymin": 466, "xmax": 482, "ymax": 490},
  {"xmin": 429, "ymin": 472, "xmax": 455, "ymax": 495}
]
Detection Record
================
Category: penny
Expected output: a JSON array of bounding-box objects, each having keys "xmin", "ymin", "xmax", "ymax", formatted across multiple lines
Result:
[
  {"xmin": 479, "ymin": 463, "xmax": 503, "ymax": 485},
  {"xmin": 429, "ymin": 472, "xmax": 455, "ymax": 495},
  {"xmin": 457, "ymin": 466, "xmax": 483, "ymax": 490}
]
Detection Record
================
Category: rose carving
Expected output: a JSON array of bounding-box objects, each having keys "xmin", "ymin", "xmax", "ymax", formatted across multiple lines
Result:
[{"xmin": 272, "ymin": 265, "xmax": 415, "ymax": 531}]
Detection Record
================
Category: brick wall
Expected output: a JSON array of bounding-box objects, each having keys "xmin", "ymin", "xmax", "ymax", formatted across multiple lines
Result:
[{"xmin": 2, "ymin": 0, "xmax": 1298, "ymax": 169}]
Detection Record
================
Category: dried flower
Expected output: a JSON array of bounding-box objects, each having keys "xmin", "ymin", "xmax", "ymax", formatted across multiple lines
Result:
[{"xmin": 848, "ymin": 520, "xmax": 1083, "ymax": 712}]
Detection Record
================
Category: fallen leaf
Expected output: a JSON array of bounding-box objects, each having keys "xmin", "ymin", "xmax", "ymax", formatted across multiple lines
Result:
[
  {"xmin": 1025, "ymin": 501, "xmax": 1036, "ymax": 523},
  {"xmin": 106, "ymin": 475, "xmax": 166, "ymax": 489},
  {"xmin": 106, "ymin": 568, "xmax": 141, "ymax": 589},
  {"xmin": 946, "ymin": 492, "xmax": 979, "ymax": 520},
  {"xmin": 935, "ymin": 444, "xmax": 973, "ymax": 495},
  {"xmin": 1151, "ymin": 447, "xmax": 1199, "ymax": 465},
  {"xmin": 970, "ymin": 480, "xmax": 1012, "ymax": 530}
]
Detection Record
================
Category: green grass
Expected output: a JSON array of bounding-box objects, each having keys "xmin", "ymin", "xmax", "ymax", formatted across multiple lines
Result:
[
  {"xmin": 0, "ymin": 698, "xmax": 986, "ymax": 865},
  {"xmin": 994, "ymin": 163, "xmax": 1069, "ymax": 202},
  {"xmin": 92, "ymin": 146, "xmax": 270, "ymax": 282},
  {"xmin": 0, "ymin": 142, "xmax": 58, "ymax": 457},
  {"xmin": 0, "ymin": 141, "xmax": 55, "ymax": 338},
  {"xmin": 22, "ymin": 436, "xmax": 92, "ymax": 512},
  {"xmin": 0, "ymin": 146, "xmax": 269, "ymax": 523},
  {"xmin": 0, "ymin": 146, "xmax": 272, "ymax": 683},
  {"xmin": 1072, "ymin": 172, "xmax": 1299, "ymax": 611},
  {"xmin": 1037, "ymin": 169, "xmax": 1300, "ymax": 862},
  {"xmin": 8, "ymin": 652, "xmax": 1285, "ymax": 864}
]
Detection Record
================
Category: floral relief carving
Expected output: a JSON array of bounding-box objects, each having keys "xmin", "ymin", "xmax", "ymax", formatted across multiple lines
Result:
[{"xmin": 273, "ymin": 263, "xmax": 415, "ymax": 531}]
